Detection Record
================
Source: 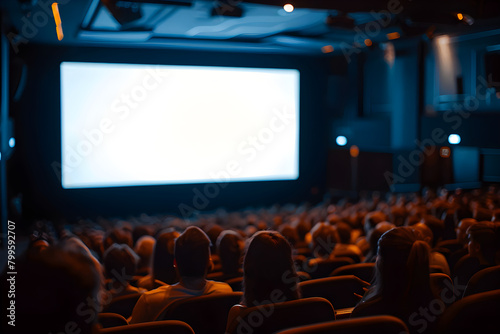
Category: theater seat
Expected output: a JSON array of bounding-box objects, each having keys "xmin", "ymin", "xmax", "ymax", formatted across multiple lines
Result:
[
  {"xmin": 330, "ymin": 263, "xmax": 375, "ymax": 283},
  {"xmin": 436, "ymin": 289, "xmax": 500, "ymax": 334},
  {"xmin": 299, "ymin": 275, "xmax": 369, "ymax": 309},
  {"xmin": 225, "ymin": 297, "xmax": 335, "ymax": 334},
  {"xmin": 102, "ymin": 293, "xmax": 142, "ymax": 318},
  {"xmin": 156, "ymin": 292, "xmax": 243, "ymax": 334},
  {"xmin": 225, "ymin": 276, "xmax": 243, "ymax": 292},
  {"xmin": 98, "ymin": 313, "xmax": 128, "ymax": 328},
  {"xmin": 462, "ymin": 265, "xmax": 500, "ymax": 298},
  {"xmin": 430, "ymin": 272, "xmax": 454, "ymax": 300},
  {"xmin": 275, "ymin": 315, "xmax": 409, "ymax": 334},
  {"xmin": 307, "ymin": 257, "xmax": 354, "ymax": 279},
  {"xmin": 98, "ymin": 320, "xmax": 195, "ymax": 334}
]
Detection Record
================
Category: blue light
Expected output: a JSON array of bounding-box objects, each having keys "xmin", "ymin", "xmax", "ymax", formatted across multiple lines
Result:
[
  {"xmin": 336, "ymin": 135, "xmax": 347, "ymax": 146},
  {"xmin": 9, "ymin": 137, "xmax": 15, "ymax": 148},
  {"xmin": 448, "ymin": 134, "xmax": 461, "ymax": 145}
]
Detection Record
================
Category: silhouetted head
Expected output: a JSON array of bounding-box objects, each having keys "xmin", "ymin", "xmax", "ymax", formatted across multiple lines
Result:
[
  {"xmin": 467, "ymin": 221, "xmax": 498, "ymax": 266},
  {"xmin": 310, "ymin": 222, "xmax": 338, "ymax": 257},
  {"xmin": 134, "ymin": 235, "xmax": 156, "ymax": 273},
  {"xmin": 103, "ymin": 243, "xmax": 139, "ymax": 283},
  {"xmin": 216, "ymin": 230, "xmax": 243, "ymax": 276},
  {"xmin": 175, "ymin": 226, "xmax": 212, "ymax": 278},
  {"xmin": 14, "ymin": 246, "xmax": 101, "ymax": 334},
  {"xmin": 243, "ymin": 231, "xmax": 300, "ymax": 306},
  {"xmin": 457, "ymin": 218, "xmax": 477, "ymax": 245},
  {"xmin": 373, "ymin": 226, "xmax": 432, "ymax": 304},
  {"xmin": 152, "ymin": 229, "xmax": 180, "ymax": 284}
]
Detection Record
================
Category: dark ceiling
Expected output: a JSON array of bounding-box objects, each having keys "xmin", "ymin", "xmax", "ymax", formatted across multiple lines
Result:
[{"xmin": 2, "ymin": 0, "xmax": 500, "ymax": 54}]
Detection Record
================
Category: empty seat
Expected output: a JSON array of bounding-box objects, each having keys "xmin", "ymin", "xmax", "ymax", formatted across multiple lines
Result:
[
  {"xmin": 436, "ymin": 289, "xmax": 500, "ymax": 334},
  {"xmin": 156, "ymin": 292, "xmax": 243, "ymax": 334},
  {"xmin": 299, "ymin": 275, "xmax": 369, "ymax": 309},
  {"xmin": 330, "ymin": 263, "xmax": 375, "ymax": 282},
  {"xmin": 225, "ymin": 297, "xmax": 335, "ymax": 334},
  {"xmin": 307, "ymin": 257, "xmax": 354, "ymax": 279},
  {"xmin": 102, "ymin": 293, "xmax": 142, "ymax": 319},
  {"xmin": 276, "ymin": 315, "xmax": 409, "ymax": 334},
  {"xmin": 98, "ymin": 320, "xmax": 195, "ymax": 334},
  {"xmin": 98, "ymin": 313, "xmax": 128, "ymax": 328},
  {"xmin": 462, "ymin": 265, "xmax": 500, "ymax": 298}
]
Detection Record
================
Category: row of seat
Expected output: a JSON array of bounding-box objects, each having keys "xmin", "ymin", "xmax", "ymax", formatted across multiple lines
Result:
[{"xmin": 99, "ymin": 289, "xmax": 500, "ymax": 334}]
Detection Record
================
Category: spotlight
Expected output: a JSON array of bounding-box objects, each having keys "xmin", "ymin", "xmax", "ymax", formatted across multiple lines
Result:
[
  {"xmin": 336, "ymin": 136, "xmax": 347, "ymax": 146},
  {"xmin": 9, "ymin": 137, "xmax": 15, "ymax": 148},
  {"xmin": 448, "ymin": 134, "xmax": 461, "ymax": 145},
  {"xmin": 350, "ymin": 145, "xmax": 360, "ymax": 158},
  {"xmin": 283, "ymin": 4, "xmax": 294, "ymax": 12},
  {"xmin": 322, "ymin": 45, "xmax": 334, "ymax": 53}
]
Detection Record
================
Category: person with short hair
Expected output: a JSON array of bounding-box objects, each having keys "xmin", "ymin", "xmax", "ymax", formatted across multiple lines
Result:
[{"xmin": 129, "ymin": 226, "xmax": 232, "ymax": 324}]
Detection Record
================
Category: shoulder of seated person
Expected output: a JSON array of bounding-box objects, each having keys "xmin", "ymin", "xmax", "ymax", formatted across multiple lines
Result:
[
  {"xmin": 207, "ymin": 280, "xmax": 233, "ymax": 289},
  {"xmin": 143, "ymin": 284, "xmax": 171, "ymax": 295}
]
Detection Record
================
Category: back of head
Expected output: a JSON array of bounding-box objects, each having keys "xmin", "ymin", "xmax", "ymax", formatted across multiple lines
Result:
[
  {"xmin": 333, "ymin": 222, "xmax": 352, "ymax": 244},
  {"xmin": 243, "ymin": 231, "xmax": 300, "ymax": 306},
  {"xmin": 412, "ymin": 222, "xmax": 434, "ymax": 247},
  {"xmin": 467, "ymin": 221, "xmax": 498, "ymax": 265},
  {"xmin": 103, "ymin": 243, "xmax": 139, "ymax": 282},
  {"xmin": 457, "ymin": 218, "xmax": 477, "ymax": 244},
  {"xmin": 310, "ymin": 222, "xmax": 338, "ymax": 257},
  {"xmin": 374, "ymin": 226, "xmax": 432, "ymax": 305},
  {"xmin": 278, "ymin": 224, "xmax": 299, "ymax": 247},
  {"xmin": 368, "ymin": 222, "xmax": 395, "ymax": 255},
  {"xmin": 364, "ymin": 211, "xmax": 388, "ymax": 235},
  {"xmin": 217, "ymin": 230, "xmax": 243, "ymax": 275},
  {"xmin": 104, "ymin": 227, "xmax": 133, "ymax": 250},
  {"xmin": 175, "ymin": 226, "xmax": 211, "ymax": 278},
  {"xmin": 205, "ymin": 224, "xmax": 224, "ymax": 254},
  {"xmin": 134, "ymin": 235, "xmax": 156, "ymax": 270},
  {"xmin": 14, "ymin": 246, "xmax": 100, "ymax": 334},
  {"xmin": 421, "ymin": 215, "xmax": 444, "ymax": 248},
  {"xmin": 153, "ymin": 229, "xmax": 180, "ymax": 284}
]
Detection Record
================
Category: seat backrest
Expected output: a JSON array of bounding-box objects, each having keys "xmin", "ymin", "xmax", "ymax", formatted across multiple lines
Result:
[
  {"xmin": 225, "ymin": 297, "xmax": 335, "ymax": 334},
  {"xmin": 98, "ymin": 313, "xmax": 128, "ymax": 329},
  {"xmin": 430, "ymin": 272, "xmax": 454, "ymax": 300},
  {"xmin": 330, "ymin": 263, "xmax": 375, "ymax": 283},
  {"xmin": 276, "ymin": 315, "xmax": 409, "ymax": 334},
  {"xmin": 102, "ymin": 293, "xmax": 142, "ymax": 318},
  {"xmin": 156, "ymin": 292, "xmax": 243, "ymax": 334},
  {"xmin": 452, "ymin": 254, "xmax": 480, "ymax": 287},
  {"xmin": 435, "ymin": 239, "xmax": 463, "ymax": 254},
  {"xmin": 299, "ymin": 275, "xmax": 368, "ymax": 309},
  {"xmin": 99, "ymin": 320, "xmax": 195, "ymax": 334},
  {"xmin": 307, "ymin": 257, "xmax": 354, "ymax": 279},
  {"xmin": 462, "ymin": 265, "xmax": 500, "ymax": 298},
  {"xmin": 225, "ymin": 276, "xmax": 243, "ymax": 292},
  {"xmin": 436, "ymin": 289, "xmax": 500, "ymax": 334}
]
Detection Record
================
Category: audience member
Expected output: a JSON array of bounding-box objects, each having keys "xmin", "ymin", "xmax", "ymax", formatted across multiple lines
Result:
[
  {"xmin": 352, "ymin": 226, "xmax": 438, "ymax": 334},
  {"xmin": 129, "ymin": 226, "xmax": 232, "ymax": 323}
]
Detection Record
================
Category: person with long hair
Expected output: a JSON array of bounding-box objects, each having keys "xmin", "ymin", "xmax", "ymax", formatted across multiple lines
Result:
[
  {"xmin": 226, "ymin": 231, "xmax": 300, "ymax": 328},
  {"xmin": 352, "ymin": 226, "xmax": 439, "ymax": 334}
]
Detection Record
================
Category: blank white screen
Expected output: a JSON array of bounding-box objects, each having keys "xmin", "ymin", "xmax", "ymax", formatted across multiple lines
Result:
[{"xmin": 60, "ymin": 62, "xmax": 299, "ymax": 189}]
